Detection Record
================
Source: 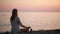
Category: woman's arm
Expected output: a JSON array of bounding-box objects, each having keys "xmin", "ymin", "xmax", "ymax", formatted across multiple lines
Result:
[{"xmin": 17, "ymin": 17, "xmax": 26, "ymax": 28}]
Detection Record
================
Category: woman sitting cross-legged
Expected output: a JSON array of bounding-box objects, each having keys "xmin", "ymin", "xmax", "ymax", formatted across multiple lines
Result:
[{"xmin": 10, "ymin": 9, "xmax": 27, "ymax": 34}]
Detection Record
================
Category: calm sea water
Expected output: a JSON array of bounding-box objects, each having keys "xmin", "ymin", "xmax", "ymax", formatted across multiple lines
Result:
[{"xmin": 0, "ymin": 11, "xmax": 60, "ymax": 32}]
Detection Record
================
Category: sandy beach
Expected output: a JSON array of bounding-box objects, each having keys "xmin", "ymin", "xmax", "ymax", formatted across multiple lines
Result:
[{"xmin": 0, "ymin": 29, "xmax": 60, "ymax": 34}]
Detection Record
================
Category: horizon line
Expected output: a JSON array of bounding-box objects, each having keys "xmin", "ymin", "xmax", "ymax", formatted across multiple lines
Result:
[{"xmin": 0, "ymin": 10, "xmax": 60, "ymax": 12}]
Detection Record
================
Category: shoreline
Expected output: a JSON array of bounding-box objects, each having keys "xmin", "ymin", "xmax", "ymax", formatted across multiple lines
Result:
[{"xmin": 0, "ymin": 29, "xmax": 60, "ymax": 34}]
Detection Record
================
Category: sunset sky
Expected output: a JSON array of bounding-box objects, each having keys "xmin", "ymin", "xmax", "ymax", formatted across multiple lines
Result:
[{"xmin": 0, "ymin": 0, "xmax": 60, "ymax": 11}]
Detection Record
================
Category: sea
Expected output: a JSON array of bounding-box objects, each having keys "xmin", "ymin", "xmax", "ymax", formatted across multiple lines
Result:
[{"xmin": 0, "ymin": 11, "xmax": 60, "ymax": 32}]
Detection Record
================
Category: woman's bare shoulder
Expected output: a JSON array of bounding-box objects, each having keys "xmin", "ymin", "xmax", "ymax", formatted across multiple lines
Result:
[{"xmin": 15, "ymin": 16, "xmax": 20, "ymax": 20}]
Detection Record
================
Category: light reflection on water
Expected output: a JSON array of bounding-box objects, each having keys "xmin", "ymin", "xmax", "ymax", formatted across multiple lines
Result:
[{"xmin": 0, "ymin": 11, "xmax": 60, "ymax": 32}]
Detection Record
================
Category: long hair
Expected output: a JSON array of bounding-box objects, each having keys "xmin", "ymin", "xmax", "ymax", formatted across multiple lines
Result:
[{"xmin": 10, "ymin": 9, "xmax": 18, "ymax": 21}]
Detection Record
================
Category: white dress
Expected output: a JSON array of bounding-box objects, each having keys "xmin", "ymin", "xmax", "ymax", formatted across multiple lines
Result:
[{"xmin": 10, "ymin": 16, "xmax": 23, "ymax": 33}]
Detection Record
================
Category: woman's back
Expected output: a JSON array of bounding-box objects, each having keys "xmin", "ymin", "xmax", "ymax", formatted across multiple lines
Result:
[{"xmin": 11, "ymin": 16, "xmax": 20, "ymax": 33}]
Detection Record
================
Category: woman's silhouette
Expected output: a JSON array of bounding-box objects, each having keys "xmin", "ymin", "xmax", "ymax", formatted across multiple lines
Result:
[{"xmin": 10, "ymin": 9, "xmax": 26, "ymax": 33}]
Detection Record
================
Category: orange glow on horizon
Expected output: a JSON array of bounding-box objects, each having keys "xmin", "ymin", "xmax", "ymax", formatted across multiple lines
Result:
[{"xmin": 0, "ymin": 0, "xmax": 60, "ymax": 10}]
